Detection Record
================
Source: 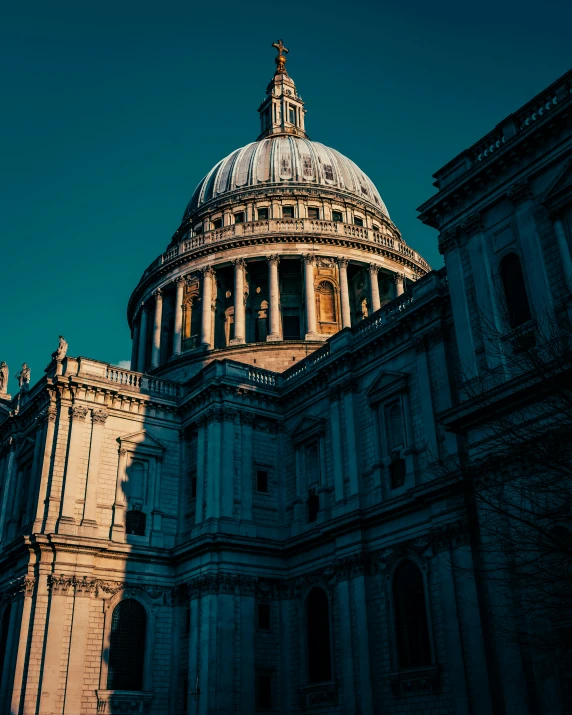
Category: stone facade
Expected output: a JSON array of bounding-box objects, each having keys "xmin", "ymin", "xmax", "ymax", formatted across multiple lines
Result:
[{"xmin": 0, "ymin": 55, "xmax": 570, "ymax": 715}]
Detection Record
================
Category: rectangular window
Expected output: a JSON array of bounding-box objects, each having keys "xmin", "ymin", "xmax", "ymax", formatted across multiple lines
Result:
[
  {"xmin": 258, "ymin": 603, "xmax": 271, "ymax": 630},
  {"xmin": 354, "ymin": 216, "xmax": 364, "ymax": 227},
  {"xmin": 385, "ymin": 400, "xmax": 405, "ymax": 453},
  {"xmin": 256, "ymin": 469, "xmax": 269, "ymax": 493},
  {"xmin": 257, "ymin": 673, "xmax": 272, "ymax": 709},
  {"xmin": 282, "ymin": 206, "xmax": 294, "ymax": 218},
  {"xmin": 234, "ymin": 212, "xmax": 245, "ymax": 224},
  {"xmin": 212, "ymin": 218, "xmax": 223, "ymax": 229},
  {"xmin": 283, "ymin": 313, "xmax": 300, "ymax": 339},
  {"xmin": 305, "ymin": 441, "xmax": 321, "ymax": 484},
  {"xmin": 373, "ymin": 224, "xmax": 380, "ymax": 232},
  {"xmin": 308, "ymin": 491, "xmax": 320, "ymax": 523},
  {"xmin": 308, "ymin": 207, "xmax": 320, "ymax": 220},
  {"xmin": 288, "ymin": 106, "xmax": 296, "ymax": 125},
  {"xmin": 258, "ymin": 207, "xmax": 269, "ymax": 220},
  {"xmin": 332, "ymin": 210, "xmax": 343, "ymax": 222}
]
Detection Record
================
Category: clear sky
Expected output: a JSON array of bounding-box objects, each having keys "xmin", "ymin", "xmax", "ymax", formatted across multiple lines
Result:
[{"xmin": 1, "ymin": 0, "xmax": 570, "ymax": 394}]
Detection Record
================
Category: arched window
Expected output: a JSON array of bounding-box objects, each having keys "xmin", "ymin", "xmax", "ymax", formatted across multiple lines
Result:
[
  {"xmin": 107, "ymin": 599, "xmax": 146, "ymax": 691},
  {"xmin": 500, "ymin": 253, "xmax": 532, "ymax": 328},
  {"xmin": 317, "ymin": 281, "xmax": 336, "ymax": 324},
  {"xmin": 0, "ymin": 604, "xmax": 11, "ymax": 684},
  {"xmin": 306, "ymin": 588, "xmax": 332, "ymax": 682},
  {"xmin": 393, "ymin": 561, "xmax": 431, "ymax": 669},
  {"xmin": 126, "ymin": 509, "xmax": 146, "ymax": 536}
]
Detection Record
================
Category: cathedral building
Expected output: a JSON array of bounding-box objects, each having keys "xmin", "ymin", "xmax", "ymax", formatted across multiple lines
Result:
[{"xmin": 0, "ymin": 43, "xmax": 570, "ymax": 715}]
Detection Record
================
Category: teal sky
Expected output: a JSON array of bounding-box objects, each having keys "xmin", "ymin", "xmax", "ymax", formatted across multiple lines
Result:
[{"xmin": 1, "ymin": 0, "xmax": 570, "ymax": 394}]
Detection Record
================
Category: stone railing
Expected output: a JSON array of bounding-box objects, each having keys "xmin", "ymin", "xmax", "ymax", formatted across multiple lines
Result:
[
  {"xmin": 104, "ymin": 367, "xmax": 182, "ymax": 399},
  {"xmin": 282, "ymin": 342, "xmax": 331, "ymax": 383},
  {"xmin": 248, "ymin": 367, "xmax": 277, "ymax": 386},
  {"xmin": 140, "ymin": 218, "xmax": 430, "ymax": 280}
]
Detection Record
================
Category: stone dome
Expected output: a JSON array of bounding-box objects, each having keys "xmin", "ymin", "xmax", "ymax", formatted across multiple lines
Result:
[{"xmin": 184, "ymin": 138, "xmax": 388, "ymax": 220}]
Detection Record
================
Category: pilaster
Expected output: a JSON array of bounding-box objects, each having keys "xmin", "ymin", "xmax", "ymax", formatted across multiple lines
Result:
[{"xmin": 58, "ymin": 404, "xmax": 89, "ymax": 535}]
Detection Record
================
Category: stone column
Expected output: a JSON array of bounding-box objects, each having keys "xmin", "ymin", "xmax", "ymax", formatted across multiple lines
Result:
[
  {"xmin": 172, "ymin": 277, "xmax": 185, "ymax": 356},
  {"xmin": 338, "ymin": 258, "xmax": 351, "ymax": 329},
  {"xmin": 33, "ymin": 405, "xmax": 57, "ymax": 532},
  {"xmin": 205, "ymin": 408, "xmax": 222, "ymax": 519},
  {"xmin": 194, "ymin": 418, "xmax": 206, "ymax": 524},
  {"xmin": 137, "ymin": 302, "xmax": 148, "ymax": 373},
  {"xmin": 394, "ymin": 273, "xmax": 405, "ymax": 297},
  {"xmin": 111, "ymin": 447, "xmax": 129, "ymax": 540},
  {"xmin": 553, "ymin": 217, "xmax": 572, "ymax": 292},
  {"xmin": 267, "ymin": 255, "xmax": 281, "ymax": 341},
  {"xmin": 368, "ymin": 264, "xmax": 381, "ymax": 312},
  {"xmin": 240, "ymin": 412, "xmax": 254, "ymax": 521},
  {"xmin": 58, "ymin": 404, "xmax": 88, "ymax": 534},
  {"xmin": 130, "ymin": 317, "xmax": 140, "ymax": 371},
  {"xmin": 150, "ymin": 289, "xmax": 163, "ymax": 369},
  {"xmin": 81, "ymin": 407, "xmax": 108, "ymax": 532},
  {"xmin": 201, "ymin": 266, "xmax": 214, "ymax": 348},
  {"xmin": 303, "ymin": 255, "xmax": 318, "ymax": 338},
  {"xmin": 0, "ymin": 439, "xmax": 17, "ymax": 541},
  {"xmin": 231, "ymin": 259, "xmax": 246, "ymax": 344}
]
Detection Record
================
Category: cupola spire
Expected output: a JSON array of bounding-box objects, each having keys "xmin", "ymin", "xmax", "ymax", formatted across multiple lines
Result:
[{"xmin": 257, "ymin": 40, "xmax": 307, "ymax": 140}]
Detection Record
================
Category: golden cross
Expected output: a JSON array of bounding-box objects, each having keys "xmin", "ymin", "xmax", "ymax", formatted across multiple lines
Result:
[{"xmin": 272, "ymin": 39, "xmax": 289, "ymax": 74}]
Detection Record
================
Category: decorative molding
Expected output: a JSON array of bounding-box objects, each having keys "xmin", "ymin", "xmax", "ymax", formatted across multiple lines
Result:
[
  {"xmin": 187, "ymin": 573, "xmax": 257, "ymax": 599},
  {"xmin": 437, "ymin": 227, "xmax": 460, "ymax": 255},
  {"xmin": 303, "ymin": 254, "xmax": 315, "ymax": 265},
  {"xmin": 368, "ymin": 263, "xmax": 381, "ymax": 274},
  {"xmin": 506, "ymin": 178, "xmax": 532, "ymax": 206},
  {"xmin": 266, "ymin": 254, "xmax": 280, "ymax": 265},
  {"xmin": 337, "ymin": 257, "xmax": 349, "ymax": 269},
  {"xmin": 389, "ymin": 666, "xmax": 440, "ymax": 697}
]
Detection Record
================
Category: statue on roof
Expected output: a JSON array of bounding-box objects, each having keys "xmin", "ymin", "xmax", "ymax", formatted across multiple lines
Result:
[
  {"xmin": 272, "ymin": 39, "xmax": 289, "ymax": 75},
  {"xmin": 51, "ymin": 335, "xmax": 68, "ymax": 362},
  {"xmin": 16, "ymin": 363, "xmax": 30, "ymax": 392},
  {"xmin": 0, "ymin": 362, "xmax": 8, "ymax": 394}
]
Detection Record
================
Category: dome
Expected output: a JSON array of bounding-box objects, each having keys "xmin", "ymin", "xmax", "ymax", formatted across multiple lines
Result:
[{"xmin": 184, "ymin": 137, "xmax": 389, "ymax": 220}]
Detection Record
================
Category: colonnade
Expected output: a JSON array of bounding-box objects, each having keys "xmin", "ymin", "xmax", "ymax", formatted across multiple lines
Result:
[{"xmin": 131, "ymin": 256, "xmax": 406, "ymax": 372}]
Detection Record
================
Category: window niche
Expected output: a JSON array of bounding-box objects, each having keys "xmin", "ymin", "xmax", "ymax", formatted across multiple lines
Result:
[
  {"xmin": 97, "ymin": 593, "xmax": 155, "ymax": 714},
  {"xmin": 499, "ymin": 252, "xmax": 532, "ymax": 329},
  {"xmin": 291, "ymin": 416, "xmax": 328, "ymax": 525},
  {"xmin": 366, "ymin": 371, "xmax": 414, "ymax": 495},
  {"xmin": 386, "ymin": 558, "xmax": 439, "ymax": 697},
  {"xmin": 113, "ymin": 431, "xmax": 166, "ymax": 545}
]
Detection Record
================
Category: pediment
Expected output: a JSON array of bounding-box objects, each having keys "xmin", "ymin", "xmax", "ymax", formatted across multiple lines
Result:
[
  {"xmin": 541, "ymin": 159, "xmax": 572, "ymax": 212},
  {"xmin": 17, "ymin": 436, "xmax": 36, "ymax": 460},
  {"xmin": 291, "ymin": 415, "xmax": 326, "ymax": 444},
  {"xmin": 117, "ymin": 429, "xmax": 166, "ymax": 455},
  {"xmin": 366, "ymin": 370, "xmax": 409, "ymax": 405}
]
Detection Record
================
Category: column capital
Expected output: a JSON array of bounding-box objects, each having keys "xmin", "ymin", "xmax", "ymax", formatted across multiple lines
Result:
[
  {"xmin": 368, "ymin": 263, "xmax": 380, "ymax": 275},
  {"xmin": 266, "ymin": 254, "xmax": 280, "ymax": 266},
  {"xmin": 70, "ymin": 404, "xmax": 88, "ymax": 422},
  {"xmin": 174, "ymin": 275, "xmax": 185, "ymax": 285},
  {"xmin": 201, "ymin": 265, "xmax": 215, "ymax": 276},
  {"xmin": 233, "ymin": 258, "xmax": 246, "ymax": 268},
  {"xmin": 303, "ymin": 254, "xmax": 315, "ymax": 266},
  {"xmin": 392, "ymin": 273, "xmax": 405, "ymax": 284},
  {"xmin": 91, "ymin": 408, "xmax": 108, "ymax": 425},
  {"xmin": 506, "ymin": 178, "xmax": 531, "ymax": 206},
  {"xmin": 153, "ymin": 288, "xmax": 163, "ymax": 299},
  {"xmin": 337, "ymin": 257, "xmax": 349, "ymax": 269},
  {"xmin": 139, "ymin": 300, "xmax": 147, "ymax": 313}
]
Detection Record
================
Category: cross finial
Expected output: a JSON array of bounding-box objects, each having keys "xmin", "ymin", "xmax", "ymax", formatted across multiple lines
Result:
[{"xmin": 272, "ymin": 39, "xmax": 289, "ymax": 75}]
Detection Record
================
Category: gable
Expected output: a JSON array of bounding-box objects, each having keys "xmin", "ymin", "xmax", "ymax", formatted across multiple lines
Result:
[
  {"xmin": 291, "ymin": 415, "xmax": 326, "ymax": 444},
  {"xmin": 117, "ymin": 429, "xmax": 166, "ymax": 456},
  {"xmin": 541, "ymin": 159, "xmax": 572, "ymax": 213},
  {"xmin": 366, "ymin": 370, "xmax": 409, "ymax": 405}
]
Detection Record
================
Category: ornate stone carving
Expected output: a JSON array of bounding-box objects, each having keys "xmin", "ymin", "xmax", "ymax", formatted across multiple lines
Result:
[
  {"xmin": 51, "ymin": 335, "xmax": 68, "ymax": 362},
  {"xmin": 201, "ymin": 265, "xmax": 215, "ymax": 276},
  {"xmin": 389, "ymin": 665, "xmax": 440, "ymax": 697},
  {"xmin": 266, "ymin": 254, "xmax": 280, "ymax": 265},
  {"xmin": 303, "ymin": 254, "xmax": 315, "ymax": 265},
  {"xmin": 459, "ymin": 212, "xmax": 483, "ymax": 237},
  {"xmin": 437, "ymin": 227, "xmax": 460, "ymax": 254},
  {"xmin": 368, "ymin": 263, "xmax": 380, "ymax": 274},
  {"xmin": 70, "ymin": 404, "xmax": 88, "ymax": 421},
  {"xmin": 232, "ymin": 258, "xmax": 246, "ymax": 267},
  {"xmin": 16, "ymin": 363, "xmax": 30, "ymax": 392},
  {"xmin": 48, "ymin": 574, "xmax": 75, "ymax": 594},
  {"xmin": 240, "ymin": 411, "xmax": 256, "ymax": 426},
  {"xmin": 188, "ymin": 573, "xmax": 257, "ymax": 599},
  {"xmin": 92, "ymin": 408, "xmax": 108, "ymax": 425},
  {"xmin": 0, "ymin": 361, "xmax": 8, "ymax": 394},
  {"xmin": 507, "ymin": 178, "xmax": 532, "ymax": 206}
]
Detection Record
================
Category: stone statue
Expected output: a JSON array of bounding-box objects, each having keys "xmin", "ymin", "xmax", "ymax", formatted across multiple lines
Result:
[
  {"xmin": 16, "ymin": 363, "xmax": 30, "ymax": 392},
  {"xmin": 51, "ymin": 335, "xmax": 68, "ymax": 361},
  {"xmin": 0, "ymin": 362, "xmax": 8, "ymax": 394}
]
